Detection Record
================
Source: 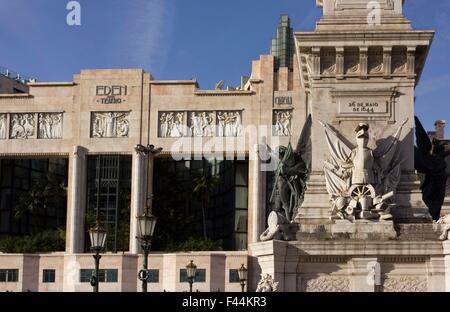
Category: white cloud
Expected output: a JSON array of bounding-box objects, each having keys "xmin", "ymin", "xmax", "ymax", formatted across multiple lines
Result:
[{"xmin": 120, "ymin": 0, "xmax": 172, "ymax": 72}]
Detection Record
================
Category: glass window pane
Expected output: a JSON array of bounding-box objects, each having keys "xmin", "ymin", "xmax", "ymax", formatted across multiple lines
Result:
[
  {"xmin": 148, "ymin": 269, "xmax": 159, "ymax": 283},
  {"xmin": 235, "ymin": 187, "xmax": 248, "ymax": 209},
  {"xmin": 43, "ymin": 269, "xmax": 56, "ymax": 283},
  {"xmin": 229, "ymin": 270, "xmax": 240, "ymax": 283}
]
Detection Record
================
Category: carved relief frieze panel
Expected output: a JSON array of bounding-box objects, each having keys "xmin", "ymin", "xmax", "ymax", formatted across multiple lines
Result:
[
  {"xmin": 273, "ymin": 109, "xmax": 293, "ymax": 136},
  {"xmin": 158, "ymin": 110, "xmax": 243, "ymax": 138},
  {"xmin": 159, "ymin": 111, "xmax": 185, "ymax": 138},
  {"xmin": 10, "ymin": 113, "xmax": 36, "ymax": 139},
  {"xmin": 381, "ymin": 276, "xmax": 428, "ymax": 292},
  {"xmin": 0, "ymin": 114, "xmax": 7, "ymax": 140},
  {"xmin": 302, "ymin": 276, "xmax": 350, "ymax": 292},
  {"xmin": 217, "ymin": 111, "xmax": 243, "ymax": 137},
  {"xmin": 188, "ymin": 111, "xmax": 215, "ymax": 137},
  {"xmin": 38, "ymin": 113, "xmax": 63, "ymax": 139},
  {"xmin": 91, "ymin": 112, "xmax": 130, "ymax": 138}
]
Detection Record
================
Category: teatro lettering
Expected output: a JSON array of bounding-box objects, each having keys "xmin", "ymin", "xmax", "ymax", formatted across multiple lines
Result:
[
  {"xmin": 347, "ymin": 101, "xmax": 379, "ymax": 113},
  {"xmin": 96, "ymin": 85, "xmax": 128, "ymax": 104}
]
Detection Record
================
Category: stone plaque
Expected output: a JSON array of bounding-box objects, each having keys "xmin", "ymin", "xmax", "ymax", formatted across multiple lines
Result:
[
  {"xmin": 331, "ymin": 89, "xmax": 395, "ymax": 119},
  {"xmin": 274, "ymin": 91, "xmax": 294, "ymax": 106},
  {"xmin": 339, "ymin": 100, "xmax": 389, "ymax": 115}
]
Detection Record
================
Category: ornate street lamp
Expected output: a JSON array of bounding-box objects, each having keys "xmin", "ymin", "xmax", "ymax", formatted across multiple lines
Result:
[
  {"xmin": 186, "ymin": 260, "xmax": 197, "ymax": 292},
  {"xmin": 135, "ymin": 143, "xmax": 162, "ymax": 293},
  {"xmin": 137, "ymin": 206, "xmax": 157, "ymax": 293},
  {"xmin": 89, "ymin": 222, "xmax": 107, "ymax": 293},
  {"xmin": 238, "ymin": 264, "xmax": 248, "ymax": 293}
]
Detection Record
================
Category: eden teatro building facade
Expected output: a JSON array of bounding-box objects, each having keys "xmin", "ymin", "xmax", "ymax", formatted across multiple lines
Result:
[{"xmin": 1, "ymin": 0, "xmax": 450, "ymax": 292}]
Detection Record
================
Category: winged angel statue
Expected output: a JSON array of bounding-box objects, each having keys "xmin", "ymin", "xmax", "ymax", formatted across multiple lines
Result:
[
  {"xmin": 319, "ymin": 119, "xmax": 408, "ymax": 221},
  {"xmin": 260, "ymin": 115, "xmax": 312, "ymax": 241}
]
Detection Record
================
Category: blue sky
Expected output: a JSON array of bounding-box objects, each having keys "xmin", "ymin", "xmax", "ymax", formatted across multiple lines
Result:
[{"xmin": 0, "ymin": 0, "xmax": 449, "ymax": 131}]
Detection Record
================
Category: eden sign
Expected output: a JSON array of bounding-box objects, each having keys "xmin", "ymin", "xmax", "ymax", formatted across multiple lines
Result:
[{"xmin": 96, "ymin": 85, "xmax": 128, "ymax": 104}]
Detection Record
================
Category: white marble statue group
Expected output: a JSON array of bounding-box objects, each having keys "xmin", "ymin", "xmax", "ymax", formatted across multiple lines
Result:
[
  {"xmin": 92, "ymin": 112, "xmax": 129, "ymax": 138},
  {"xmin": 320, "ymin": 119, "xmax": 408, "ymax": 221}
]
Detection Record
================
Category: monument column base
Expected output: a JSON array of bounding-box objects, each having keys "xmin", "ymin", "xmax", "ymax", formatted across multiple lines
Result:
[{"xmin": 250, "ymin": 239, "xmax": 447, "ymax": 292}]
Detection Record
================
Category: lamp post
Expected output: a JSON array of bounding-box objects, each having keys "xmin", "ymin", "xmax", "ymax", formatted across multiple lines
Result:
[
  {"xmin": 238, "ymin": 264, "xmax": 248, "ymax": 293},
  {"xmin": 186, "ymin": 260, "xmax": 197, "ymax": 292},
  {"xmin": 89, "ymin": 222, "xmax": 107, "ymax": 293},
  {"xmin": 137, "ymin": 207, "xmax": 157, "ymax": 293},
  {"xmin": 135, "ymin": 143, "xmax": 162, "ymax": 293}
]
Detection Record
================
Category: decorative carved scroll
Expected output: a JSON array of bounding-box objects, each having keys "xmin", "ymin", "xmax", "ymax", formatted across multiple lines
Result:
[
  {"xmin": 381, "ymin": 276, "xmax": 428, "ymax": 292},
  {"xmin": 303, "ymin": 276, "xmax": 350, "ymax": 292}
]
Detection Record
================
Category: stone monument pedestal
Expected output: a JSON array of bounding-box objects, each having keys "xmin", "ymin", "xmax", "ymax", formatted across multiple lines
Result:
[
  {"xmin": 294, "ymin": 220, "xmax": 397, "ymax": 241},
  {"xmin": 249, "ymin": 239, "xmax": 450, "ymax": 292},
  {"xmin": 330, "ymin": 220, "xmax": 397, "ymax": 240}
]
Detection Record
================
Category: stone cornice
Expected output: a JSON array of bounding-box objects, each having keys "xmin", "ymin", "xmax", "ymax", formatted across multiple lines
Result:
[
  {"xmin": 195, "ymin": 90, "xmax": 254, "ymax": 96},
  {"xmin": 0, "ymin": 94, "xmax": 32, "ymax": 99},
  {"xmin": 150, "ymin": 80, "xmax": 199, "ymax": 87},
  {"xmin": 330, "ymin": 88, "xmax": 397, "ymax": 98},
  {"xmin": 0, "ymin": 153, "xmax": 70, "ymax": 158},
  {"xmin": 28, "ymin": 82, "xmax": 75, "ymax": 87},
  {"xmin": 295, "ymin": 30, "xmax": 434, "ymax": 47}
]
